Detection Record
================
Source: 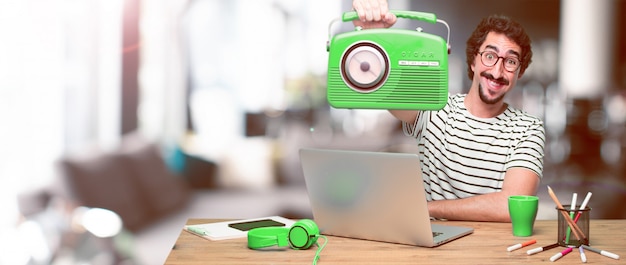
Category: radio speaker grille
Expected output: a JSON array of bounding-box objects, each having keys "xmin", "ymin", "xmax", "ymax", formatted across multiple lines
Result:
[{"xmin": 327, "ymin": 67, "xmax": 447, "ymax": 109}]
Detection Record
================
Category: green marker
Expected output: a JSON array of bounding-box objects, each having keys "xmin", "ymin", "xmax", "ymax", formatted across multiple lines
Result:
[
  {"xmin": 565, "ymin": 193, "xmax": 577, "ymax": 244},
  {"xmin": 187, "ymin": 226, "xmax": 208, "ymax": 236}
]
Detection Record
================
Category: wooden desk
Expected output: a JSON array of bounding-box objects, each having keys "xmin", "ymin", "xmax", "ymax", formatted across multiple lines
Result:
[{"xmin": 165, "ymin": 219, "xmax": 625, "ymax": 264}]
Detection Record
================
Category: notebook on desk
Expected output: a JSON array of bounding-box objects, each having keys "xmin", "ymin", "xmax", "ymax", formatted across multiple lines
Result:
[{"xmin": 299, "ymin": 148, "xmax": 473, "ymax": 247}]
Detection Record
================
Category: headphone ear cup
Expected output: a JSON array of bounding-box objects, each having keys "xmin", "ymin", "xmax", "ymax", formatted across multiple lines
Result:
[
  {"xmin": 288, "ymin": 219, "xmax": 320, "ymax": 250},
  {"xmin": 247, "ymin": 227, "xmax": 290, "ymax": 249}
]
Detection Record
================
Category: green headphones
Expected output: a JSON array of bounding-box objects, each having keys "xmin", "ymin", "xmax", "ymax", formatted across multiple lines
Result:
[{"xmin": 247, "ymin": 219, "xmax": 320, "ymax": 250}]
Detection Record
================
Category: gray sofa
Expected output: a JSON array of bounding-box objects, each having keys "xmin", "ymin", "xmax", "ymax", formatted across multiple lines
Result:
[{"xmin": 18, "ymin": 134, "xmax": 311, "ymax": 265}]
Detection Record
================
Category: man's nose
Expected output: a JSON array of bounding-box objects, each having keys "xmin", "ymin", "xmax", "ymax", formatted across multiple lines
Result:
[{"xmin": 490, "ymin": 58, "xmax": 506, "ymax": 78}]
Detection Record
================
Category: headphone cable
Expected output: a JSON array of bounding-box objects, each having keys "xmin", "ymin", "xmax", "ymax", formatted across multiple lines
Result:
[{"xmin": 312, "ymin": 235, "xmax": 328, "ymax": 265}]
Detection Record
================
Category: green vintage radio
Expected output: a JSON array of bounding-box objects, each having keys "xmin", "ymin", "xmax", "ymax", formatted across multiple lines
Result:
[{"xmin": 326, "ymin": 10, "xmax": 451, "ymax": 110}]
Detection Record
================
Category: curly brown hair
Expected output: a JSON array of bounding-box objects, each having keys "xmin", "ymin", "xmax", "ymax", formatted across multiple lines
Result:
[{"xmin": 465, "ymin": 14, "xmax": 532, "ymax": 80}]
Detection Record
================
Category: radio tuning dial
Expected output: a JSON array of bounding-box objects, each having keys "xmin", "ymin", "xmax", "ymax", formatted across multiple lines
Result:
[{"xmin": 341, "ymin": 42, "xmax": 389, "ymax": 93}]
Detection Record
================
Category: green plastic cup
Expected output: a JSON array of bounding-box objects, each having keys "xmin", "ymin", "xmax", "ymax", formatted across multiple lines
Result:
[{"xmin": 508, "ymin": 195, "xmax": 539, "ymax": 237}]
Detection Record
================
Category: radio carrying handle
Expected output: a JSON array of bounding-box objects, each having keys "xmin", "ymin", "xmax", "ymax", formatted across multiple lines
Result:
[
  {"xmin": 341, "ymin": 10, "xmax": 436, "ymax": 24},
  {"xmin": 327, "ymin": 10, "xmax": 451, "ymax": 53}
]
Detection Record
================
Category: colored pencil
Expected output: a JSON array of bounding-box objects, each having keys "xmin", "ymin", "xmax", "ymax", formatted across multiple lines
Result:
[{"xmin": 547, "ymin": 186, "xmax": 586, "ymax": 241}]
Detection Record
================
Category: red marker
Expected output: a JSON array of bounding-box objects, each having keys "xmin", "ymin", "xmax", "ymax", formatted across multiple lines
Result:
[
  {"xmin": 550, "ymin": 247, "xmax": 573, "ymax": 262},
  {"xmin": 573, "ymin": 192, "xmax": 593, "ymax": 223},
  {"xmin": 507, "ymin": 239, "xmax": 537, "ymax": 252}
]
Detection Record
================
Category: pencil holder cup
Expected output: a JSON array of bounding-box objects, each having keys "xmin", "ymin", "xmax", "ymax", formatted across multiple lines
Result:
[{"xmin": 556, "ymin": 205, "xmax": 590, "ymax": 247}]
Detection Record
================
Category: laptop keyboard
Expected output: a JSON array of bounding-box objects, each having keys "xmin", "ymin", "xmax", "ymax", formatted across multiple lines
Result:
[{"xmin": 433, "ymin": 231, "xmax": 443, "ymax": 237}]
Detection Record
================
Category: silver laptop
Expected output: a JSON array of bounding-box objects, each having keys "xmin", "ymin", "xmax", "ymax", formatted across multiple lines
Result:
[{"xmin": 299, "ymin": 148, "xmax": 473, "ymax": 247}]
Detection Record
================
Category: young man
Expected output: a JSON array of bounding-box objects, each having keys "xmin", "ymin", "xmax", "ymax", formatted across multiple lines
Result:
[{"xmin": 351, "ymin": 0, "xmax": 545, "ymax": 222}]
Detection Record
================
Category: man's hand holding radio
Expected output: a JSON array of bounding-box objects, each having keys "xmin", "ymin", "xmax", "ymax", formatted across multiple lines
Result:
[{"xmin": 352, "ymin": 0, "xmax": 397, "ymax": 29}]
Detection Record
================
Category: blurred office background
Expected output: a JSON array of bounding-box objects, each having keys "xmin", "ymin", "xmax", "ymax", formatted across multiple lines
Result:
[{"xmin": 1, "ymin": 0, "xmax": 625, "ymax": 264}]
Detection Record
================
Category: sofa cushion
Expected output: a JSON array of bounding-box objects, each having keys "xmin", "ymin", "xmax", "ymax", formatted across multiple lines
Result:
[
  {"xmin": 61, "ymin": 152, "xmax": 151, "ymax": 231},
  {"xmin": 60, "ymin": 137, "xmax": 191, "ymax": 232},
  {"xmin": 119, "ymin": 143, "xmax": 191, "ymax": 220}
]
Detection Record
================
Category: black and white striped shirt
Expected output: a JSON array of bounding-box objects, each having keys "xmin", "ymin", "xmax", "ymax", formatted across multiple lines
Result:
[{"xmin": 404, "ymin": 94, "xmax": 545, "ymax": 201}]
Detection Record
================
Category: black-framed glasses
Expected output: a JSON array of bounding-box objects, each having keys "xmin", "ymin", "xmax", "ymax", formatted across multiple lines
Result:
[{"xmin": 478, "ymin": 51, "xmax": 521, "ymax": 72}]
